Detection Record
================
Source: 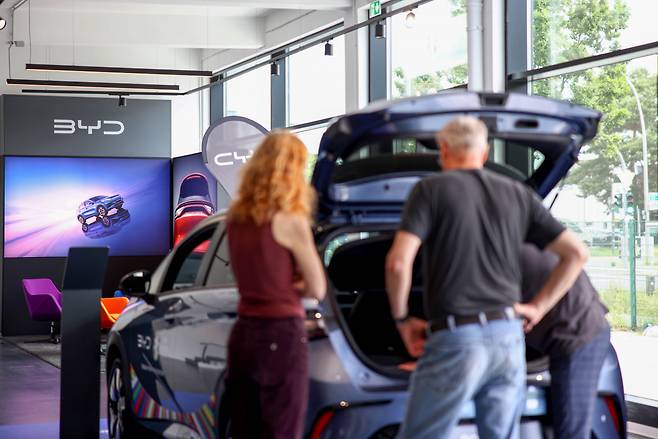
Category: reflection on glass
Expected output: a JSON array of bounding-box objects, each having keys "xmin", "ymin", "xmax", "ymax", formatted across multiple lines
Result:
[
  {"xmin": 531, "ymin": 0, "xmax": 658, "ymax": 69},
  {"xmin": 391, "ymin": 0, "xmax": 467, "ymax": 98},
  {"xmin": 532, "ymin": 55, "xmax": 658, "ymax": 401}
]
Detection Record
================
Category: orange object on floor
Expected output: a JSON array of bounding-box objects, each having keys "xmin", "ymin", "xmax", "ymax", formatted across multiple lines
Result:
[{"xmin": 100, "ymin": 297, "xmax": 129, "ymax": 329}]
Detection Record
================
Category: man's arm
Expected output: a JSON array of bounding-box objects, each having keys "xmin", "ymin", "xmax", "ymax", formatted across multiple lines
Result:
[
  {"xmin": 386, "ymin": 231, "xmax": 426, "ymax": 358},
  {"xmin": 515, "ymin": 229, "xmax": 588, "ymax": 331},
  {"xmin": 385, "ymin": 231, "xmax": 422, "ymax": 319}
]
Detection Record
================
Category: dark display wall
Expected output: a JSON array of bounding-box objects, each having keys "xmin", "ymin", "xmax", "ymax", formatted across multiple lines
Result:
[{"xmin": 0, "ymin": 95, "xmax": 172, "ymax": 336}]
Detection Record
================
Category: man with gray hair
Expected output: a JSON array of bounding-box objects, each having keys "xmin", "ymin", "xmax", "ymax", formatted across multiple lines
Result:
[{"xmin": 386, "ymin": 116, "xmax": 588, "ymax": 438}]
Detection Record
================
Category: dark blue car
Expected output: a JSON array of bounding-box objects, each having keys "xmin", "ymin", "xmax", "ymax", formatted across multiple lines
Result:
[
  {"xmin": 106, "ymin": 92, "xmax": 626, "ymax": 439},
  {"xmin": 77, "ymin": 194, "xmax": 124, "ymax": 224}
]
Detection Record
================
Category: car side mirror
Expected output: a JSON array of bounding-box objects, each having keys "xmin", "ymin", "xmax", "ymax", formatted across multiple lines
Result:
[{"xmin": 118, "ymin": 270, "xmax": 156, "ymax": 304}]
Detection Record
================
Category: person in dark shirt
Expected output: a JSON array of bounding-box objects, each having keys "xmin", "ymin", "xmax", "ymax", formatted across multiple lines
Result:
[
  {"xmin": 385, "ymin": 116, "xmax": 589, "ymax": 439},
  {"xmin": 521, "ymin": 244, "xmax": 611, "ymax": 439}
]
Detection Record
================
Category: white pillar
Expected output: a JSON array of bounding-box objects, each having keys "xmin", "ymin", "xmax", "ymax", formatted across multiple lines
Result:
[
  {"xmin": 482, "ymin": 0, "xmax": 506, "ymax": 92},
  {"xmin": 467, "ymin": 0, "xmax": 484, "ymax": 91},
  {"xmin": 344, "ymin": 1, "xmax": 369, "ymax": 112}
]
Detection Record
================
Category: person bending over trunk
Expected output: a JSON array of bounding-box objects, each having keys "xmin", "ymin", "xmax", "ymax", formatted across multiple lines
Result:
[
  {"xmin": 225, "ymin": 131, "xmax": 326, "ymax": 439},
  {"xmin": 521, "ymin": 244, "xmax": 612, "ymax": 439},
  {"xmin": 385, "ymin": 116, "xmax": 588, "ymax": 439}
]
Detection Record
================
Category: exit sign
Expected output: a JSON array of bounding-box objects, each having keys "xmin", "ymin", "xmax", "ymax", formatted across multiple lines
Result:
[{"xmin": 370, "ymin": 0, "xmax": 381, "ymax": 18}]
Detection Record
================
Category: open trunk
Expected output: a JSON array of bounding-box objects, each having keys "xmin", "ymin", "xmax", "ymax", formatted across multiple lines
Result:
[{"xmin": 325, "ymin": 229, "xmax": 550, "ymax": 378}]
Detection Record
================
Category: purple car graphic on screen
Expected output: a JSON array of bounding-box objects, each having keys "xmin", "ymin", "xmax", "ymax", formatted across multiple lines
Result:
[{"xmin": 77, "ymin": 194, "xmax": 124, "ymax": 224}]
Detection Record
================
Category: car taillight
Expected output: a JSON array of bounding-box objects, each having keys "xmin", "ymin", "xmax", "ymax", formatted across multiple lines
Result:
[
  {"xmin": 309, "ymin": 410, "xmax": 335, "ymax": 439},
  {"xmin": 604, "ymin": 395, "xmax": 622, "ymax": 435}
]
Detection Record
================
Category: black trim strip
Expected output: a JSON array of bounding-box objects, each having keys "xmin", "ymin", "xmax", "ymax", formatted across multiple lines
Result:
[
  {"xmin": 509, "ymin": 41, "xmax": 658, "ymax": 81},
  {"xmin": 20, "ymin": 89, "xmax": 182, "ymax": 96},
  {"xmin": 8, "ymin": 78, "xmax": 180, "ymax": 91},
  {"xmin": 627, "ymin": 400, "xmax": 658, "ymax": 429},
  {"xmin": 25, "ymin": 63, "xmax": 213, "ymax": 77}
]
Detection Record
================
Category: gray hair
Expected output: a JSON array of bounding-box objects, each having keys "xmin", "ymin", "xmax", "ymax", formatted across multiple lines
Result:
[{"xmin": 436, "ymin": 116, "xmax": 488, "ymax": 152}]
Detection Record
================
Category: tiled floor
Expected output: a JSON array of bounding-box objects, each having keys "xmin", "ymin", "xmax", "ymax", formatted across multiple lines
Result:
[{"xmin": 0, "ymin": 338, "xmax": 108, "ymax": 438}]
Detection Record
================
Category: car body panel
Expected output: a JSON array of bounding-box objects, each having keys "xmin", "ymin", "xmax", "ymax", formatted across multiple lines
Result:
[{"xmin": 312, "ymin": 92, "xmax": 601, "ymax": 223}]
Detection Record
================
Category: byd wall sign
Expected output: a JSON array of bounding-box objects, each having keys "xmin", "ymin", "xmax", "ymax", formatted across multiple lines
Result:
[
  {"xmin": 53, "ymin": 119, "xmax": 125, "ymax": 135},
  {"xmin": 202, "ymin": 116, "xmax": 269, "ymax": 198}
]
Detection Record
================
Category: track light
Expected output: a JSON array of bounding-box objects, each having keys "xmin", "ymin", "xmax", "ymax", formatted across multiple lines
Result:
[
  {"xmin": 270, "ymin": 62, "xmax": 280, "ymax": 76},
  {"xmin": 374, "ymin": 21, "xmax": 385, "ymax": 39},
  {"xmin": 404, "ymin": 10, "xmax": 416, "ymax": 28},
  {"xmin": 324, "ymin": 41, "xmax": 333, "ymax": 56},
  {"xmin": 0, "ymin": 17, "xmax": 6, "ymax": 31},
  {"xmin": 118, "ymin": 96, "xmax": 127, "ymax": 107}
]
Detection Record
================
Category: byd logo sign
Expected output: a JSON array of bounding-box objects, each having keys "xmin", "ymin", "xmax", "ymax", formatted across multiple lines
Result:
[
  {"xmin": 53, "ymin": 119, "xmax": 125, "ymax": 135},
  {"xmin": 214, "ymin": 150, "xmax": 253, "ymax": 167}
]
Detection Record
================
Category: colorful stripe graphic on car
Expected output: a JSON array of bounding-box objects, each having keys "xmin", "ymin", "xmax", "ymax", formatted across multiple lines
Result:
[{"xmin": 130, "ymin": 366, "xmax": 217, "ymax": 438}]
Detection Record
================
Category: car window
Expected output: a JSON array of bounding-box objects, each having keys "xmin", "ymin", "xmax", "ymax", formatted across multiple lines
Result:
[
  {"xmin": 160, "ymin": 226, "xmax": 216, "ymax": 293},
  {"xmin": 204, "ymin": 229, "xmax": 235, "ymax": 287}
]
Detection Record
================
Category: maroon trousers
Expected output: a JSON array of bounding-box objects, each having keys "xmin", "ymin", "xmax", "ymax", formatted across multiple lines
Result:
[{"xmin": 226, "ymin": 316, "xmax": 309, "ymax": 439}]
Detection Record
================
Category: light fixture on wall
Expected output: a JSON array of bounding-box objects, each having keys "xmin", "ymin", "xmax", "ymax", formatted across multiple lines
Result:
[
  {"xmin": 270, "ymin": 62, "xmax": 280, "ymax": 76},
  {"xmin": 118, "ymin": 95, "xmax": 127, "ymax": 107},
  {"xmin": 374, "ymin": 21, "xmax": 386, "ymax": 39},
  {"xmin": 0, "ymin": 17, "xmax": 6, "ymax": 31},
  {"xmin": 324, "ymin": 40, "xmax": 333, "ymax": 56},
  {"xmin": 404, "ymin": 10, "xmax": 416, "ymax": 28}
]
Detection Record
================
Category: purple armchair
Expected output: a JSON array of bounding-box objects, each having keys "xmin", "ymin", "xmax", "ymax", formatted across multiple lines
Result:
[{"xmin": 22, "ymin": 278, "xmax": 63, "ymax": 343}]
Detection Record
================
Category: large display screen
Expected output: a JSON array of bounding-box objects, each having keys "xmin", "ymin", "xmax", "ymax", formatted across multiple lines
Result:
[
  {"xmin": 172, "ymin": 153, "xmax": 218, "ymax": 245},
  {"xmin": 4, "ymin": 156, "xmax": 171, "ymax": 257}
]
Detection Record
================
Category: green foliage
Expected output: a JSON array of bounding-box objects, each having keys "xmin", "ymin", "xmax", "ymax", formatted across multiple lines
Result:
[
  {"xmin": 393, "ymin": 63, "xmax": 468, "ymax": 98},
  {"xmin": 532, "ymin": 0, "xmax": 656, "ymax": 209},
  {"xmin": 600, "ymin": 285, "xmax": 658, "ymax": 330}
]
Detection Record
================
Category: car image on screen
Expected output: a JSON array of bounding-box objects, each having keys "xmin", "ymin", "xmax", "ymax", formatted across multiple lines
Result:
[
  {"xmin": 77, "ymin": 194, "xmax": 124, "ymax": 224},
  {"xmin": 173, "ymin": 173, "xmax": 215, "ymax": 245}
]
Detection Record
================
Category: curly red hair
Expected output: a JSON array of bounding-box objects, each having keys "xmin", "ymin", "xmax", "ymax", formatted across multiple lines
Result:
[{"xmin": 228, "ymin": 131, "xmax": 315, "ymax": 225}]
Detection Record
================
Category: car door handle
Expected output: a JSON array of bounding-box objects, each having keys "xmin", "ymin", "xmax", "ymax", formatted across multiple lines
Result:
[{"xmin": 167, "ymin": 299, "xmax": 183, "ymax": 313}]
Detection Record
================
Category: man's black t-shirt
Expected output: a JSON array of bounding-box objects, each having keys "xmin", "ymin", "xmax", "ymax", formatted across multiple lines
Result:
[
  {"xmin": 521, "ymin": 245, "xmax": 609, "ymax": 357},
  {"xmin": 400, "ymin": 168, "xmax": 565, "ymax": 321}
]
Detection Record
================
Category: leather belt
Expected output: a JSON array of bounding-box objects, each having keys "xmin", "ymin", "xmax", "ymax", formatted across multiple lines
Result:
[{"xmin": 429, "ymin": 307, "xmax": 516, "ymax": 333}]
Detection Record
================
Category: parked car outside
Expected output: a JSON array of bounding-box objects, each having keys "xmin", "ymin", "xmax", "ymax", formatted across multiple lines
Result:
[{"xmin": 106, "ymin": 92, "xmax": 626, "ymax": 439}]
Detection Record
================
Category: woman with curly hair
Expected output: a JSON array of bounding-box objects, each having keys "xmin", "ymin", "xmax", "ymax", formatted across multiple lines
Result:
[{"xmin": 225, "ymin": 131, "xmax": 326, "ymax": 439}]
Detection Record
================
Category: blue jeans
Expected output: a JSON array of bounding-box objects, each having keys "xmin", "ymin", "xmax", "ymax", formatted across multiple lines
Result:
[
  {"xmin": 399, "ymin": 319, "xmax": 526, "ymax": 439},
  {"xmin": 549, "ymin": 325, "xmax": 611, "ymax": 439}
]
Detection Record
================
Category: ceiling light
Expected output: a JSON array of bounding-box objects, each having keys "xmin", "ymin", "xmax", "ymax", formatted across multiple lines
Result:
[
  {"xmin": 7, "ymin": 78, "xmax": 180, "ymax": 92},
  {"xmin": 118, "ymin": 96, "xmax": 127, "ymax": 107},
  {"xmin": 404, "ymin": 10, "xmax": 416, "ymax": 28},
  {"xmin": 324, "ymin": 41, "xmax": 333, "ymax": 56},
  {"xmin": 25, "ymin": 63, "xmax": 213, "ymax": 77},
  {"xmin": 375, "ymin": 21, "xmax": 385, "ymax": 39},
  {"xmin": 0, "ymin": 17, "xmax": 6, "ymax": 31},
  {"xmin": 270, "ymin": 62, "xmax": 280, "ymax": 76}
]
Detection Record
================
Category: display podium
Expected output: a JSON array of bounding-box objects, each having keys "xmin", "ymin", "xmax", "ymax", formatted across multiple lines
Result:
[{"xmin": 59, "ymin": 247, "xmax": 109, "ymax": 439}]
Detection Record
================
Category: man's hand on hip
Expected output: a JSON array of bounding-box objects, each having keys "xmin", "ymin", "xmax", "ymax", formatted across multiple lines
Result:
[
  {"xmin": 397, "ymin": 317, "xmax": 428, "ymax": 358},
  {"xmin": 513, "ymin": 302, "xmax": 542, "ymax": 333}
]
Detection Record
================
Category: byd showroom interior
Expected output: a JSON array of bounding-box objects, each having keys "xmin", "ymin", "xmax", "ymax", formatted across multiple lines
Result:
[{"xmin": 0, "ymin": 0, "xmax": 656, "ymax": 438}]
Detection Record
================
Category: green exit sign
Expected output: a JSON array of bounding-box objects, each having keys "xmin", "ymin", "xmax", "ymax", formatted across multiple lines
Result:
[{"xmin": 370, "ymin": 0, "xmax": 381, "ymax": 18}]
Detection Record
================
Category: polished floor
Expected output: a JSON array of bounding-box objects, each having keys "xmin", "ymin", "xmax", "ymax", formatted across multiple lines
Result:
[
  {"xmin": 0, "ymin": 338, "xmax": 108, "ymax": 438},
  {"xmin": 0, "ymin": 337, "xmax": 652, "ymax": 438}
]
